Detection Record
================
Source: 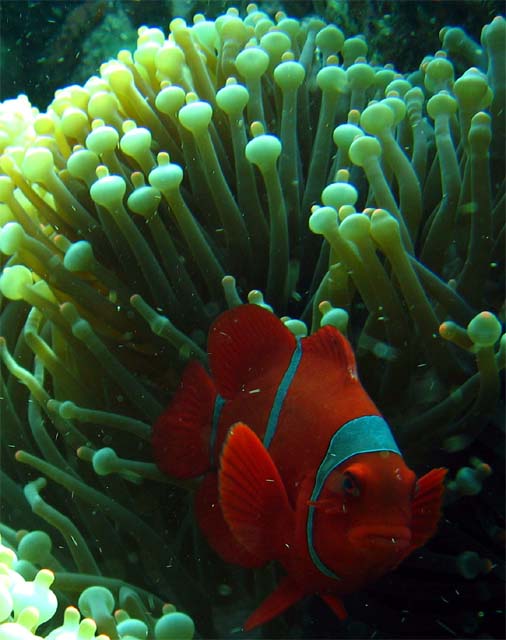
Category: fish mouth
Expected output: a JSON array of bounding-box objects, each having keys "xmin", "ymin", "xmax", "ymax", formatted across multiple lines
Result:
[{"xmin": 349, "ymin": 525, "xmax": 411, "ymax": 551}]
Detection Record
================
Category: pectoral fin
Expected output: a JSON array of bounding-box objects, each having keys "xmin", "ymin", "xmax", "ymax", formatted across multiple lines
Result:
[
  {"xmin": 219, "ymin": 422, "xmax": 294, "ymax": 563},
  {"xmin": 410, "ymin": 467, "xmax": 447, "ymax": 549}
]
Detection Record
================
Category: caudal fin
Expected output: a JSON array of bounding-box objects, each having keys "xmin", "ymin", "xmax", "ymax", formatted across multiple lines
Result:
[{"xmin": 152, "ymin": 361, "xmax": 217, "ymax": 478}]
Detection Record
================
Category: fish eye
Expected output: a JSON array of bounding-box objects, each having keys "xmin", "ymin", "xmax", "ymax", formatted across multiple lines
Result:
[{"xmin": 342, "ymin": 472, "xmax": 360, "ymax": 497}]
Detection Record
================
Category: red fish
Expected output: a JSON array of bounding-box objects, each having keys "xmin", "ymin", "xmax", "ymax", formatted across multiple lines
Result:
[{"xmin": 153, "ymin": 304, "xmax": 447, "ymax": 629}]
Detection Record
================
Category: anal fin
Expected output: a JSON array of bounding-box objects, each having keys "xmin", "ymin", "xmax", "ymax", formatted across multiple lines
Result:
[
  {"xmin": 320, "ymin": 593, "xmax": 348, "ymax": 620},
  {"xmin": 243, "ymin": 576, "xmax": 304, "ymax": 631}
]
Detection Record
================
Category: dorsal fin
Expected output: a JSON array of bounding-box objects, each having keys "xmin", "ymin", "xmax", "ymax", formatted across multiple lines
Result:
[
  {"xmin": 208, "ymin": 304, "xmax": 296, "ymax": 398},
  {"xmin": 302, "ymin": 325, "xmax": 358, "ymax": 381}
]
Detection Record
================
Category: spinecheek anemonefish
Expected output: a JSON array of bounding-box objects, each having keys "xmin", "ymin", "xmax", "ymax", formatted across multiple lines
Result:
[{"xmin": 152, "ymin": 304, "xmax": 447, "ymax": 630}]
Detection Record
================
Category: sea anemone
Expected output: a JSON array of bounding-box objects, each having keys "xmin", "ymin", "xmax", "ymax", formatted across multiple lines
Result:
[
  {"xmin": 0, "ymin": 4, "xmax": 504, "ymax": 638},
  {"xmin": 0, "ymin": 531, "xmax": 195, "ymax": 640}
]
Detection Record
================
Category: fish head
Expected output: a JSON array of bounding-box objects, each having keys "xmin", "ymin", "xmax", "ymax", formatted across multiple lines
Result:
[{"xmin": 310, "ymin": 452, "xmax": 417, "ymax": 582}]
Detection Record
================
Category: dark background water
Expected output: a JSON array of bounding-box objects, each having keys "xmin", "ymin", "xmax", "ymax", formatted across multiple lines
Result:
[{"xmin": 0, "ymin": 0, "xmax": 503, "ymax": 109}]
